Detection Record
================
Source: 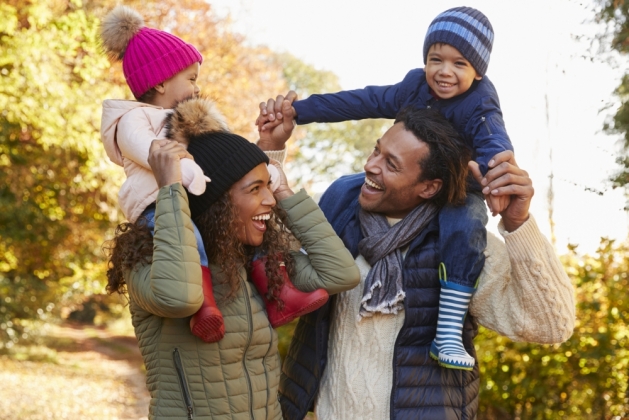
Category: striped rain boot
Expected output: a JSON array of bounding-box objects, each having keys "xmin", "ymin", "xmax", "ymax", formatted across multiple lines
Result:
[{"xmin": 430, "ymin": 264, "xmax": 476, "ymax": 370}]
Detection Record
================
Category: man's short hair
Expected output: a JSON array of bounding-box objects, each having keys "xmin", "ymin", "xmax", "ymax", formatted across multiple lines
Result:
[{"xmin": 394, "ymin": 107, "xmax": 471, "ymax": 207}]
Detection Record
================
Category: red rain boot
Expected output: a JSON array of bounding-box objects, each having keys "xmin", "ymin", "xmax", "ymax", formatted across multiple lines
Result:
[
  {"xmin": 250, "ymin": 256, "xmax": 329, "ymax": 328},
  {"xmin": 190, "ymin": 266, "xmax": 225, "ymax": 342}
]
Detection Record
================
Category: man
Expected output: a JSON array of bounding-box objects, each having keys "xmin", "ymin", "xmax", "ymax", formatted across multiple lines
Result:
[{"xmin": 258, "ymin": 98, "xmax": 575, "ymax": 420}]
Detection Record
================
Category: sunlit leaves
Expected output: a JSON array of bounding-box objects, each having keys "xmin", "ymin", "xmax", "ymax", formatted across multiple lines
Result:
[
  {"xmin": 477, "ymin": 238, "xmax": 629, "ymax": 419},
  {"xmin": 0, "ymin": 0, "xmax": 346, "ymax": 350},
  {"xmin": 0, "ymin": 0, "xmax": 121, "ymax": 346}
]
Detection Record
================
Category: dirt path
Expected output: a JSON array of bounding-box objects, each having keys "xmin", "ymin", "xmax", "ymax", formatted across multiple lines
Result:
[{"xmin": 0, "ymin": 323, "xmax": 150, "ymax": 420}]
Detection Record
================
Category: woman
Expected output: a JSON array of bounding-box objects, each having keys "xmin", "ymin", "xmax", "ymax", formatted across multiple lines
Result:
[{"xmin": 105, "ymin": 98, "xmax": 360, "ymax": 419}]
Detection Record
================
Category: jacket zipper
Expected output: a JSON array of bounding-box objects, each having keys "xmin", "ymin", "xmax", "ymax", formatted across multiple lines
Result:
[
  {"xmin": 241, "ymin": 276, "xmax": 255, "ymax": 419},
  {"xmin": 173, "ymin": 348, "xmax": 194, "ymax": 420},
  {"xmin": 481, "ymin": 116, "xmax": 493, "ymax": 135},
  {"xmin": 389, "ymin": 318, "xmax": 401, "ymax": 419},
  {"xmin": 262, "ymin": 323, "xmax": 274, "ymax": 420}
]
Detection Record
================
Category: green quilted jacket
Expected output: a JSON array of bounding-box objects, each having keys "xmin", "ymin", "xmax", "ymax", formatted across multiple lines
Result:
[{"xmin": 126, "ymin": 184, "xmax": 360, "ymax": 420}]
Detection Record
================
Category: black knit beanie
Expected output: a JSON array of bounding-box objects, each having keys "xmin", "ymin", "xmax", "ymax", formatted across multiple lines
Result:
[{"xmin": 165, "ymin": 97, "xmax": 269, "ymax": 220}]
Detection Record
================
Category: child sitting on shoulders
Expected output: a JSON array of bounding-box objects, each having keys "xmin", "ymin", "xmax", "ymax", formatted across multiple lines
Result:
[
  {"xmin": 258, "ymin": 7, "xmax": 513, "ymax": 370},
  {"xmin": 100, "ymin": 5, "xmax": 328, "ymax": 343}
]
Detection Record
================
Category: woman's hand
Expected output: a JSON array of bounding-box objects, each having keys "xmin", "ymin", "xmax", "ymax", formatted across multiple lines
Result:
[
  {"xmin": 148, "ymin": 139, "xmax": 194, "ymax": 188},
  {"xmin": 257, "ymin": 92, "xmax": 298, "ymax": 152},
  {"xmin": 269, "ymin": 159, "xmax": 294, "ymax": 201},
  {"xmin": 469, "ymin": 150, "xmax": 534, "ymax": 232}
]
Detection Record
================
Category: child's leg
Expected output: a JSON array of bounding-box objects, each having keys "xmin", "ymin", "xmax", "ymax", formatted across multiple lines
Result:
[
  {"xmin": 141, "ymin": 206, "xmax": 224, "ymax": 342},
  {"xmin": 189, "ymin": 222, "xmax": 225, "ymax": 343},
  {"xmin": 430, "ymin": 192, "xmax": 487, "ymax": 370},
  {"xmin": 250, "ymin": 255, "xmax": 329, "ymax": 328}
]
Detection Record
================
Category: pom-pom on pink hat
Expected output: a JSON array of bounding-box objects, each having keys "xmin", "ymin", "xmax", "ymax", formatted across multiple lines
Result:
[{"xmin": 100, "ymin": 6, "xmax": 203, "ymax": 99}]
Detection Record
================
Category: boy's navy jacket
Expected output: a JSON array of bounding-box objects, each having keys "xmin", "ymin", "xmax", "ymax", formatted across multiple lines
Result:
[
  {"xmin": 293, "ymin": 68, "xmax": 513, "ymax": 175},
  {"xmin": 279, "ymin": 173, "xmax": 480, "ymax": 420}
]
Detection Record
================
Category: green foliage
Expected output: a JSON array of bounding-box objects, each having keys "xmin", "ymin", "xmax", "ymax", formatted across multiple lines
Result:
[
  {"xmin": 0, "ymin": 0, "xmax": 124, "ymax": 348},
  {"xmin": 0, "ymin": 2, "xmax": 628, "ymax": 417},
  {"xmin": 596, "ymin": 1, "xmax": 629, "ymax": 188},
  {"xmin": 476, "ymin": 239, "xmax": 629, "ymax": 419},
  {"xmin": 0, "ymin": 0, "xmax": 386, "ymax": 351}
]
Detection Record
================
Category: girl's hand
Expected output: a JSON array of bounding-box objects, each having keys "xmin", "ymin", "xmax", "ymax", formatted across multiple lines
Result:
[
  {"xmin": 269, "ymin": 159, "xmax": 294, "ymax": 201},
  {"xmin": 147, "ymin": 139, "xmax": 193, "ymax": 188}
]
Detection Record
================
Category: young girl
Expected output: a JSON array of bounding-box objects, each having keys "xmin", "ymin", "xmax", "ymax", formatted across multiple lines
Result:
[{"xmin": 99, "ymin": 5, "xmax": 328, "ymax": 343}]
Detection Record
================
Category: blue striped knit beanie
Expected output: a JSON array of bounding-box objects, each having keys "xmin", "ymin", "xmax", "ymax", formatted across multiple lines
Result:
[{"xmin": 423, "ymin": 7, "xmax": 494, "ymax": 76}]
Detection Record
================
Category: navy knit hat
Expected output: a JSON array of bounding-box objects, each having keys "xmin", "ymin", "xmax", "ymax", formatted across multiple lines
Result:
[
  {"xmin": 423, "ymin": 7, "xmax": 494, "ymax": 76},
  {"xmin": 165, "ymin": 97, "xmax": 269, "ymax": 220}
]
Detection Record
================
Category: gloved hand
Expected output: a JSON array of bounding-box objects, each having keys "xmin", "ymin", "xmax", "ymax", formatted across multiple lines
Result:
[{"xmin": 181, "ymin": 157, "xmax": 210, "ymax": 195}]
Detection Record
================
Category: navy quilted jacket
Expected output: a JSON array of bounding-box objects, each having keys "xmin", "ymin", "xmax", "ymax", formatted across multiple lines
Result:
[
  {"xmin": 293, "ymin": 68, "xmax": 512, "ymax": 175},
  {"xmin": 279, "ymin": 174, "xmax": 480, "ymax": 420}
]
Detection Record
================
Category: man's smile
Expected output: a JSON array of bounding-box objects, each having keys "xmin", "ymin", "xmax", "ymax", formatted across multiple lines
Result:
[{"xmin": 364, "ymin": 177, "xmax": 384, "ymax": 191}]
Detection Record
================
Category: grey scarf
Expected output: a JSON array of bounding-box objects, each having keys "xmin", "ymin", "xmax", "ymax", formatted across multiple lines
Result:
[{"xmin": 357, "ymin": 202, "xmax": 439, "ymax": 318}]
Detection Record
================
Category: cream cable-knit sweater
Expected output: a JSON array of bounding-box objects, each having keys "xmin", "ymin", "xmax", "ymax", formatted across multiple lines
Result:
[{"xmin": 314, "ymin": 215, "xmax": 575, "ymax": 420}]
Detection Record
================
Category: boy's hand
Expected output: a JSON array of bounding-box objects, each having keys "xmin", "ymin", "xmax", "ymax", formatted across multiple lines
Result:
[
  {"xmin": 256, "ymin": 91, "xmax": 298, "ymax": 132},
  {"xmin": 469, "ymin": 151, "xmax": 533, "ymax": 232},
  {"xmin": 486, "ymin": 194, "xmax": 509, "ymax": 217}
]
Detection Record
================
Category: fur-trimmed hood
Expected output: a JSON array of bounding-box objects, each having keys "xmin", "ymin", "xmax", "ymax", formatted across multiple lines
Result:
[{"xmin": 164, "ymin": 97, "xmax": 229, "ymax": 144}]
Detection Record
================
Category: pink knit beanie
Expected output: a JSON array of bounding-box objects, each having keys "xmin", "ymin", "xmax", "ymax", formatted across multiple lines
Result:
[{"xmin": 100, "ymin": 6, "xmax": 203, "ymax": 99}]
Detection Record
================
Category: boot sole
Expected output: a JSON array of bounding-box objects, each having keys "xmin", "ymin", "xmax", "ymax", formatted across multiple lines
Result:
[
  {"xmin": 430, "ymin": 342, "xmax": 474, "ymax": 370},
  {"xmin": 191, "ymin": 312, "xmax": 225, "ymax": 343}
]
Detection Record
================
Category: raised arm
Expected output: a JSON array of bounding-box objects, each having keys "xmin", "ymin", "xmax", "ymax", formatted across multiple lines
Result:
[
  {"xmin": 256, "ymin": 70, "xmax": 422, "ymax": 132},
  {"xmin": 269, "ymin": 156, "xmax": 360, "ymax": 295},
  {"xmin": 126, "ymin": 140, "xmax": 204, "ymax": 318},
  {"xmin": 468, "ymin": 151, "xmax": 575, "ymax": 343},
  {"xmin": 290, "ymin": 82, "xmax": 402, "ymax": 124}
]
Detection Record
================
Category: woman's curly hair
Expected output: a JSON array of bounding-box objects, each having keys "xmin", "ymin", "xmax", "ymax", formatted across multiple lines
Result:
[
  {"xmin": 194, "ymin": 192, "xmax": 294, "ymax": 309},
  {"xmin": 104, "ymin": 215, "xmax": 154, "ymax": 295},
  {"xmin": 104, "ymin": 192, "xmax": 295, "ymax": 310}
]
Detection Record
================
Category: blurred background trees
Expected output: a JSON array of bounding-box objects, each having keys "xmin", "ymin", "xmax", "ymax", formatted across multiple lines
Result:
[
  {"xmin": 1, "ymin": 0, "xmax": 628, "ymax": 418},
  {"xmin": 0, "ymin": 0, "xmax": 122, "ymax": 345},
  {"xmin": 476, "ymin": 239, "xmax": 629, "ymax": 419},
  {"xmin": 598, "ymin": 0, "xmax": 629, "ymax": 194},
  {"xmin": 0, "ymin": 0, "xmax": 384, "ymax": 346}
]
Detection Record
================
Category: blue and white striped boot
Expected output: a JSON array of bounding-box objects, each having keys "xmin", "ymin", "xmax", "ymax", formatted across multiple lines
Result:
[{"xmin": 430, "ymin": 268, "xmax": 476, "ymax": 370}]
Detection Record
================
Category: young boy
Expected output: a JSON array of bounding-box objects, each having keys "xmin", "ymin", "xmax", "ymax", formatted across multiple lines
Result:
[{"xmin": 257, "ymin": 7, "xmax": 513, "ymax": 370}]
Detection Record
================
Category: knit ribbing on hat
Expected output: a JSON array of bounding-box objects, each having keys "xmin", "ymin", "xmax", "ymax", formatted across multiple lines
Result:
[
  {"xmin": 122, "ymin": 27, "xmax": 203, "ymax": 98},
  {"xmin": 423, "ymin": 7, "xmax": 494, "ymax": 76},
  {"xmin": 186, "ymin": 132, "xmax": 270, "ymax": 220}
]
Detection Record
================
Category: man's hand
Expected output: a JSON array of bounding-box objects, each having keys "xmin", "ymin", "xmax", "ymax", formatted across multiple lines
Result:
[
  {"xmin": 257, "ymin": 94, "xmax": 298, "ymax": 151},
  {"xmin": 469, "ymin": 151, "xmax": 534, "ymax": 232},
  {"xmin": 147, "ymin": 139, "xmax": 193, "ymax": 188}
]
